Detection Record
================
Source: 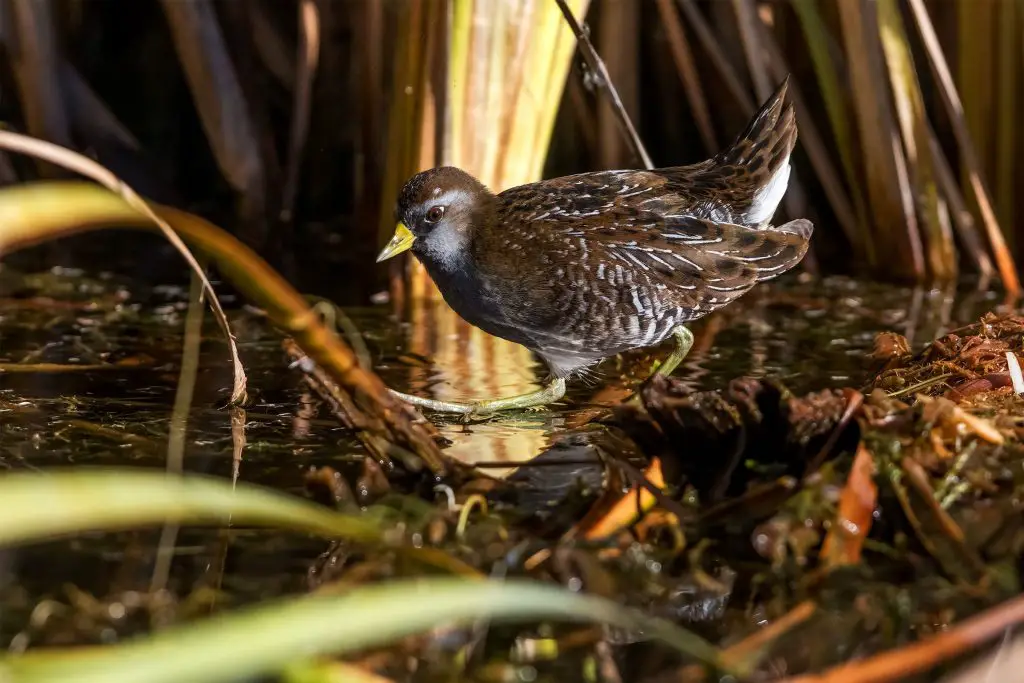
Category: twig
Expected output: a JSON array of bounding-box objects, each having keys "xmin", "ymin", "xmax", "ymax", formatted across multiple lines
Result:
[
  {"xmin": 0, "ymin": 129, "xmax": 248, "ymax": 404},
  {"xmin": 721, "ymin": 600, "xmax": 817, "ymax": 673},
  {"xmin": 805, "ymin": 389, "xmax": 863, "ymax": 475},
  {"xmin": 900, "ymin": 454, "xmax": 989, "ymax": 582},
  {"xmin": 783, "ymin": 593, "xmax": 1024, "ymax": 683},
  {"xmin": 553, "ymin": 0, "xmax": 653, "ymax": 170},
  {"xmin": 0, "ymin": 361, "xmax": 151, "ymax": 372},
  {"xmin": 940, "ymin": 632, "xmax": 1024, "ymax": 683},
  {"xmin": 283, "ymin": 338, "xmax": 455, "ymax": 476}
]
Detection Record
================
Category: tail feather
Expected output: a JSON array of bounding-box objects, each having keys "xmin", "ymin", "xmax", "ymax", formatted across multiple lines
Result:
[{"xmin": 715, "ymin": 77, "xmax": 798, "ymax": 226}]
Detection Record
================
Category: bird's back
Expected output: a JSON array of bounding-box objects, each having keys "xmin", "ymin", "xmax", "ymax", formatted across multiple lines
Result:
[{"xmin": 496, "ymin": 77, "xmax": 797, "ymax": 229}]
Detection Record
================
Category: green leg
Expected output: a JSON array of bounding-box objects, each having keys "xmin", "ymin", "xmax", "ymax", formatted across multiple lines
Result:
[
  {"xmin": 389, "ymin": 377, "xmax": 567, "ymax": 417},
  {"xmin": 655, "ymin": 326, "xmax": 694, "ymax": 377}
]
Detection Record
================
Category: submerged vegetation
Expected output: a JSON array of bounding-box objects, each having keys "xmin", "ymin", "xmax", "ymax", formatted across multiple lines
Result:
[{"xmin": 0, "ymin": 1, "xmax": 1023, "ymax": 682}]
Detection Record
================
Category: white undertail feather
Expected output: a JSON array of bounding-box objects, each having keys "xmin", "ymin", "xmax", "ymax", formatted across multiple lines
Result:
[{"xmin": 747, "ymin": 160, "xmax": 791, "ymax": 226}]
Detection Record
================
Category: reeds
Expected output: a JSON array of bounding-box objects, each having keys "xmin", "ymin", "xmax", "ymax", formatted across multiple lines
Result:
[
  {"xmin": 776, "ymin": 0, "xmax": 1016, "ymax": 287},
  {"xmin": 552, "ymin": 0, "xmax": 1022, "ymax": 290},
  {"xmin": 0, "ymin": 0, "xmax": 1019, "ymax": 288}
]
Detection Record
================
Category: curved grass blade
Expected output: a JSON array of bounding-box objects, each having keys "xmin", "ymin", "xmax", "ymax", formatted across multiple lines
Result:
[
  {"xmin": 0, "ymin": 129, "xmax": 247, "ymax": 404},
  {"xmin": 1, "ymin": 578, "xmax": 727, "ymax": 683},
  {"xmin": 0, "ymin": 469, "xmax": 382, "ymax": 547},
  {"xmin": 0, "ymin": 469, "xmax": 477, "ymax": 577},
  {"xmin": 283, "ymin": 661, "xmax": 396, "ymax": 683}
]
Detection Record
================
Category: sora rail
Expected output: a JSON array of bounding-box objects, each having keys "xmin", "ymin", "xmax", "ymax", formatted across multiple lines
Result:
[{"xmin": 378, "ymin": 77, "xmax": 813, "ymax": 416}]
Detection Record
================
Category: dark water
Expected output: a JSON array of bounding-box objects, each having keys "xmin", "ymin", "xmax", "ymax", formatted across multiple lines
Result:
[{"xmin": 0, "ymin": 267, "xmax": 1003, "ymax": 646}]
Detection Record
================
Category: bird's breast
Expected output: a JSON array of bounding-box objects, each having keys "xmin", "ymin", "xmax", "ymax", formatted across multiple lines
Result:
[{"xmin": 417, "ymin": 253, "xmax": 536, "ymax": 347}]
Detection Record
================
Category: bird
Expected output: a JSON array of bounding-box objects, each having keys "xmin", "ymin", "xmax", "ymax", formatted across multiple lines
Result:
[{"xmin": 377, "ymin": 77, "xmax": 813, "ymax": 416}]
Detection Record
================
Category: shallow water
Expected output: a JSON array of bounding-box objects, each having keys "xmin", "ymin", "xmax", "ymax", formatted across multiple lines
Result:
[{"xmin": 0, "ymin": 267, "xmax": 1003, "ymax": 645}]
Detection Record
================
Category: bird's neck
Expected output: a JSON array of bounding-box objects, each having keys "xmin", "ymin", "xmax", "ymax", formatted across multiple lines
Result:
[{"xmin": 418, "ymin": 237, "xmax": 479, "ymax": 292}]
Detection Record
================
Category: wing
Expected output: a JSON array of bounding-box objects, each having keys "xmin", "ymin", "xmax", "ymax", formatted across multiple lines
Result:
[
  {"xmin": 475, "ymin": 202, "xmax": 811, "ymax": 362},
  {"xmin": 490, "ymin": 203, "xmax": 811, "ymax": 305}
]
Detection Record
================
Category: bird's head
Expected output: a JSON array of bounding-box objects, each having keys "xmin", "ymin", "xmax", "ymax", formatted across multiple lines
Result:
[{"xmin": 377, "ymin": 166, "xmax": 496, "ymax": 272}]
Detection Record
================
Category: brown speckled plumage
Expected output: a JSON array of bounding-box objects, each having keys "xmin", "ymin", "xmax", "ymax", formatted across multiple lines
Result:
[{"xmin": 392, "ymin": 78, "xmax": 813, "ymax": 378}]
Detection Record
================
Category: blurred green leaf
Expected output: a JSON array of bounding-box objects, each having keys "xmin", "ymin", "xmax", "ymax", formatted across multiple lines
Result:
[
  {"xmin": 0, "ymin": 469, "xmax": 382, "ymax": 546},
  {"xmin": 2, "ymin": 577, "xmax": 726, "ymax": 683}
]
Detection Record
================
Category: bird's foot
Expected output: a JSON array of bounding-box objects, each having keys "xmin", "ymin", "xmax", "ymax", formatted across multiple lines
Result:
[
  {"xmin": 626, "ymin": 326, "xmax": 696, "ymax": 407},
  {"xmin": 653, "ymin": 326, "xmax": 694, "ymax": 378},
  {"xmin": 390, "ymin": 378, "xmax": 567, "ymax": 419}
]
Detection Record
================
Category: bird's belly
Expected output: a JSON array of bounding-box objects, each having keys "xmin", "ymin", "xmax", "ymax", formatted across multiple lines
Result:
[
  {"xmin": 534, "ymin": 280, "xmax": 690, "ymax": 354},
  {"xmin": 534, "ymin": 313, "xmax": 681, "ymax": 376},
  {"xmin": 424, "ymin": 262, "xmax": 687, "ymax": 376}
]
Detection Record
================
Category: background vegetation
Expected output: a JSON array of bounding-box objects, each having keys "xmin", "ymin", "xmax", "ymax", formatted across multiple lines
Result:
[
  {"xmin": 1, "ymin": 1, "xmax": 1023, "ymax": 682},
  {"xmin": 1, "ymin": 0, "xmax": 1020, "ymax": 295}
]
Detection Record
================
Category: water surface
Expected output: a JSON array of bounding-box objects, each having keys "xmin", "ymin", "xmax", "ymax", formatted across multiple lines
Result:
[{"xmin": 0, "ymin": 268, "xmax": 1001, "ymax": 645}]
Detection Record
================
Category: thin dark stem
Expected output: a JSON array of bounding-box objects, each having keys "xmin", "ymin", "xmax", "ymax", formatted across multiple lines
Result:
[{"xmin": 553, "ymin": 0, "xmax": 654, "ymax": 170}]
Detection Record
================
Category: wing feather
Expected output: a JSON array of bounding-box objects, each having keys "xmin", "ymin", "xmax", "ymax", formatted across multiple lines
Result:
[{"xmin": 480, "ymin": 203, "xmax": 812, "ymax": 320}]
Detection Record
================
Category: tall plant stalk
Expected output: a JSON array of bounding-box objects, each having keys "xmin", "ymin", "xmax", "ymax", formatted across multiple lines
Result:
[{"xmin": 376, "ymin": 0, "xmax": 590, "ymax": 465}]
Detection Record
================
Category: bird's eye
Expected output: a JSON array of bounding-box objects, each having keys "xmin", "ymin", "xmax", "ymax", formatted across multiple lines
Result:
[{"xmin": 425, "ymin": 205, "xmax": 445, "ymax": 224}]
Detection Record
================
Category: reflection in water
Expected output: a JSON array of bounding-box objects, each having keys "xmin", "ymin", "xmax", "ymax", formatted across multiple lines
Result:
[{"xmin": 403, "ymin": 267, "xmax": 548, "ymax": 472}]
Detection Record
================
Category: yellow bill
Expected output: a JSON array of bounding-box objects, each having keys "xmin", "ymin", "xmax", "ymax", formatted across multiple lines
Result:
[{"xmin": 376, "ymin": 223, "xmax": 415, "ymax": 262}]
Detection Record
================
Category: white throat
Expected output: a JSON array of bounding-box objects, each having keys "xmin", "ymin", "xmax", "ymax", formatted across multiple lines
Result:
[{"xmin": 419, "ymin": 225, "xmax": 471, "ymax": 272}]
